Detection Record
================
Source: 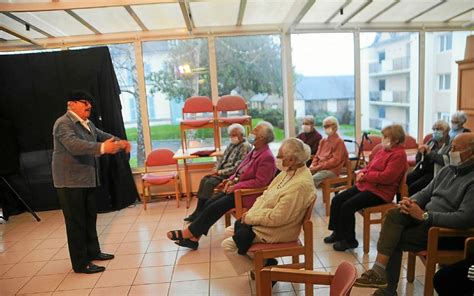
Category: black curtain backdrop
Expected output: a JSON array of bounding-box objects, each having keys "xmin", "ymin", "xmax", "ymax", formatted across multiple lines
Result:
[{"xmin": 0, "ymin": 47, "xmax": 138, "ymax": 214}]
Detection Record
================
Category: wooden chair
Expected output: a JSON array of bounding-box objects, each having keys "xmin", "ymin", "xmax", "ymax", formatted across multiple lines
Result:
[
  {"xmin": 180, "ymin": 96, "xmax": 217, "ymax": 151},
  {"xmin": 215, "ymin": 95, "xmax": 252, "ymax": 147},
  {"xmin": 407, "ymin": 133, "xmax": 432, "ymax": 167},
  {"xmin": 250, "ymin": 198, "xmax": 316, "ymax": 296},
  {"xmin": 260, "ymin": 261, "xmax": 357, "ymax": 296},
  {"xmin": 320, "ymin": 158, "xmax": 353, "ymax": 216},
  {"xmin": 224, "ymin": 187, "xmax": 267, "ymax": 227},
  {"xmin": 141, "ymin": 148, "xmax": 181, "ymax": 210},
  {"xmin": 406, "ymin": 227, "xmax": 474, "ymax": 296}
]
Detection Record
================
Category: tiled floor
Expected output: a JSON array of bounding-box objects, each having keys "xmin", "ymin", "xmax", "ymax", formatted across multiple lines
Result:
[{"xmin": 0, "ymin": 191, "xmax": 428, "ymax": 295}]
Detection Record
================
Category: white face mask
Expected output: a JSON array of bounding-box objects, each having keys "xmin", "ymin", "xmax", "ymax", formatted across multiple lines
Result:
[
  {"xmin": 275, "ymin": 158, "xmax": 289, "ymax": 172},
  {"xmin": 248, "ymin": 134, "xmax": 256, "ymax": 145},
  {"xmin": 449, "ymin": 149, "xmax": 472, "ymax": 166},
  {"xmin": 302, "ymin": 125, "xmax": 311, "ymax": 133},
  {"xmin": 230, "ymin": 136, "xmax": 240, "ymax": 145},
  {"xmin": 382, "ymin": 138, "xmax": 391, "ymax": 150},
  {"xmin": 324, "ymin": 128, "xmax": 334, "ymax": 136}
]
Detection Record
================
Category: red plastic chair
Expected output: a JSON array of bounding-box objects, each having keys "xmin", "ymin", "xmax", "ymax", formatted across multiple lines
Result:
[
  {"xmin": 141, "ymin": 149, "xmax": 181, "ymax": 209},
  {"xmin": 403, "ymin": 135, "xmax": 418, "ymax": 149},
  {"xmin": 260, "ymin": 261, "xmax": 357, "ymax": 296},
  {"xmin": 180, "ymin": 96, "xmax": 216, "ymax": 151},
  {"xmin": 423, "ymin": 133, "xmax": 433, "ymax": 144},
  {"xmin": 215, "ymin": 95, "xmax": 252, "ymax": 147}
]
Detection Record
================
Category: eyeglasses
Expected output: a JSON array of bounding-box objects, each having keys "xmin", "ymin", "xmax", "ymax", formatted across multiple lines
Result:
[{"xmin": 77, "ymin": 100, "xmax": 91, "ymax": 106}]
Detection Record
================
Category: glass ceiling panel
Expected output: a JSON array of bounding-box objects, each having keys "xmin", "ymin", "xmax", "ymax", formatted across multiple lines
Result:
[
  {"xmin": 0, "ymin": 31, "xmax": 18, "ymax": 41},
  {"xmin": 13, "ymin": 11, "xmax": 94, "ymax": 37},
  {"xmin": 330, "ymin": 0, "xmax": 371, "ymax": 23},
  {"xmin": 0, "ymin": 0, "xmax": 50, "ymax": 3},
  {"xmin": 72, "ymin": 7, "xmax": 141, "ymax": 34},
  {"xmin": 413, "ymin": 0, "xmax": 474, "ymax": 22},
  {"xmin": 349, "ymin": 0, "xmax": 396, "ymax": 23},
  {"xmin": 373, "ymin": 0, "xmax": 440, "ymax": 22},
  {"xmin": 451, "ymin": 10, "xmax": 473, "ymax": 22},
  {"xmin": 243, "ymin": 0, "xmax": 296, "ymax": 25},
  {"xmin": 0, "ymin": 14, "xmax": 45, "ymax": 39},
  {"xmin": 190, "ymin": 0, "xmax": 240, "ymax": 27},
  {"xmin": 131, "ymin": 3, "xmax": 185, "ymax": 30},
  {"xmin": 300, "ymin": 0, "xmax": 346, "ymax": 24}
]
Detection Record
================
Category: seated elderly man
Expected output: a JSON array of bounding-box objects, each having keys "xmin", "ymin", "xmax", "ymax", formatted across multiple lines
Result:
[
  {"xmin": 449, "ymin": 111, "xmax": 471, "ymax": 139},
  {"xmin": 167, "ymin": 121, "xmax": 277, "ymax": 250},
  {"xmin": 354, "ymin": 132, "xmax": 474, "ymax": 296},
  {"xmin": 221, "ymin": 138, "xmax": 316, "ymax": 275},
  {"xmin": 185, "ymin": 123, "xmax": 251, "ymax": 222},
  {"xmin": 407, "ymin": 120, "xmax": 450, "ymax": 196},
  {"xmin": 309, "ymin": 116, "xmax": 348, "ymax": 187},
  {"xmin": 297, "ymin": 115, "xmax": 322, "ymax": 166}
]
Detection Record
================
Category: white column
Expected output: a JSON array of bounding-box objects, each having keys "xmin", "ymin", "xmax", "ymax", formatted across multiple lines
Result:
[{"xmin": 281, "ymin": 32, "xmax": 295, "ymax": 138}]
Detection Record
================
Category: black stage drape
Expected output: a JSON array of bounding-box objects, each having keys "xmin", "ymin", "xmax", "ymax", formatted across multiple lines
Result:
[{"xmin": 0, "ymin": 47, "xmax": 138, "ymax": 215}]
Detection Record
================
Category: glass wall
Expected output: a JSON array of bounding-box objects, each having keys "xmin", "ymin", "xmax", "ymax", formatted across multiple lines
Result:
[
  {"xmin": 215, "ymin": 35, "xmax": 284, "ymax": 146},
  {"xmin": 291, "ymin": 33, "xmax": 355, "ymax": 146},
  {"xmin": 360, "ymin": 32, "xmax": 419, "ymax": 138},
  {"xmin": 423, "ymin": 31, "xmax": 470, "ymax": 136},
  {"xmin": 142, "ymin": 38, "xmax": 211, "ymax": 151}
]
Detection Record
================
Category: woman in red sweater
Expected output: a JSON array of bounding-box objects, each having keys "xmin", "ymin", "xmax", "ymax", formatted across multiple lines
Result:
[{"xmin": 324, "ymin": 124, "xmax": 408, "ymax": 251}]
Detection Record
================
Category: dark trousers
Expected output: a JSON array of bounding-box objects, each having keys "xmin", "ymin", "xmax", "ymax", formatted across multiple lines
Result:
[
  {"xmin": 188, "ymin": 193, "xmax": 235, "ymax": 237},
  {"xmin": 434, "ymin": 258, "xmax": 474, "ymax": 296},
  {"xmin": 193, "ymin": 175, "xmax": 225, "ymax": 214},
  {"xmin": 57, "ymin": 187, "xmax": 101, "ymax": 271},
  {"xmin": 406, "ymin": 169, "xmax": 433, "ymax": 196},
  {"xmin": 328, "ymin": 186, "xmax": 385, "ymax": 242}
]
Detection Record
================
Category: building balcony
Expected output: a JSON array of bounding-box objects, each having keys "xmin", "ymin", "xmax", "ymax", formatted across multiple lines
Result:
[
  {"xmin": 369, "ymin": 90, "xmax": 409, "ymax": 104},
  {"xmin": 369, "ymin": 56, "xmax": 410, "ymax": 75},
  {"xmin": 370, "ymin": 118, "xmax": 409, "ymax": 131}
]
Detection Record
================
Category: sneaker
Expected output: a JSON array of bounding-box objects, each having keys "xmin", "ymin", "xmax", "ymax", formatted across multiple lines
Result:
[
  {"xmin": 355, "ymin": 269, "xmax": 388, "ymax": 289},
  {"xmin": 333, "ymin": 239, "xmax": 358, "ymax": 251},
  {"xmin": 372, "ymin": 288, "xmax": 397, "ymax": 296},
  {"xmin": 323, "ymin": 232, "xmax": 339, "ymax": 244}
]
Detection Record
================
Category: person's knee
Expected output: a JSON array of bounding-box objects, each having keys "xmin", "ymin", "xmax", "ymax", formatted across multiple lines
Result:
[{"xmin": 221, "ymin": 237, "xmax": 237, "ymax": 251}]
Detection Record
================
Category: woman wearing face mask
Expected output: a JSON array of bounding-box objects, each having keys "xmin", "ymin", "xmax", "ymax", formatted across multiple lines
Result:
[
  {"xmin": 324, "ymin": 124, "xmax": 408, "ymax": 251},
  {"xmin": 309, "ymin": 116, "xmax": 348, "ymax": 187},
  {"xmin": 406, "ymin": 120, "xmax": 451, "ymax": 196},
  {"xmin": 297, "ymin": 116, "xmax": 322, "ymax": 166},
  {"xmin": 184, "ymin": 124, "xmax": 251, "ymax": 222},
  {"xmin": 449, "ymin": 111, "xmax": 471, "ymax": 139},
  {"xmin": 221, "ymin": 138, "xmax": 316, "ymax": 275},
  {"xmin": 167, "ymin": 121, "xmax": 277, "ymax": 250}
]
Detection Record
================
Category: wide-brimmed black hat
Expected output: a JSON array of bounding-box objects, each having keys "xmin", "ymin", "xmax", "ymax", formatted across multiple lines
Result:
[{"xmin": 68, "ymin": 90, "xmax": 95, "ymax": 105}]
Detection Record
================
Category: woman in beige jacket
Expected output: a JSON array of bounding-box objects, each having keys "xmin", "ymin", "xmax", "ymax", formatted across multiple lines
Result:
[{"xmin": 222, "ymin": 137, "xmax": 316, "ymax": 274}]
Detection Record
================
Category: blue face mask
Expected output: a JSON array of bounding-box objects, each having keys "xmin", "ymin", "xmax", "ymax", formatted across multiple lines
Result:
[
  {"xmin": 432, "ymin": 130, "xmax": 443, "ymax": 141},
  {"xmin": 248, "ymin": 134, "xmax": 256, "ymax": 145}
]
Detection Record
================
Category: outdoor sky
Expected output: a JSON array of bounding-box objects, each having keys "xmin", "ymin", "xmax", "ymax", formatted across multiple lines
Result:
[{"xmin": 291, "ymin": 32, "xmax": 376, "ymax": 76}]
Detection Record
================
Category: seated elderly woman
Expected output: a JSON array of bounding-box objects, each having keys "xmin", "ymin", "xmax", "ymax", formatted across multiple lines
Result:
[
  {"xmin": 297, "ymin": 115, "xmax": 322, "ymax": 166},
  {"xmin": 309, "ymin": 116, "xmax": 348, "ymax": 187},
  {"xmin": 449, "ymin": 111, "xmax": 471, "ymax": 139},
  {"xmin": 184, "ymin": 123, "xmax": 251, "ymax": 222},
  {"xmin": 221, "ymin": 138, "xmax": 316, "ymax": 275},
  {"xmin": 324, "ymin": 124, "xmax": 408, "ymax": 251},
  {"xmin": 407, "ymin": 120, "xmax": 451, "ymax": 196},
  {"xmin": 167, "ymin": 121, "xmax": 277, "ymax": 250}
]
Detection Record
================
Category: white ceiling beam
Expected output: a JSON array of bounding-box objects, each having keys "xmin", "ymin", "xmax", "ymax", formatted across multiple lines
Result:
[
  {"xmin": 294, "ymin": 21, "xmax": 467, "ymax": 32},
  {"xmin": 367, "ymin": 0, "xmax": 400, "ymax": 23},
  {"xmin": 0, "ymin": 0, "xmax": 177, "ymax": 12},
  {"xmin": 2, "ymin": 12, "xmax": 54, "ymax": 38},
  {"xmin": 236, "ymin": 0, "xmax": 247, "ymax": 26},
  {"xmin": 405, "ymin": 0, "xmax": 447, "ymax": 23},
  {"xmin": 444, "ymin": 7, "xmax": 474, "ymax": 23},
  {"xmin": 338, "ymin": 0, "xmax": 372, "ymax": 27},
  {"xmin": 281, "ymin": 0, "xmax": 316, "ymax": 34},
  {"xmin": 0, "ymin": 24, "xmax": 42, "ymax": 47},
  {"xmin": 178, "ymin": 0, "xmax": 193, "ymax": 33},
  {"xmin": 65, "ymin": 10, "xmax": 101, "ymax": 34},
  {"xmin": 325, "ymin": 0, "xmax": 351, "ymax": 24},
  {"xmin": 125, "ymin": 5, "xmax": 148, "ymax": 31}
]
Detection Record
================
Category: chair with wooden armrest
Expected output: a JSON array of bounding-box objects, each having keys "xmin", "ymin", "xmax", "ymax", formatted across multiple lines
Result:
[
  {"xmin": 260, "ymin": 261, "xmax": 357, "ymax": 296},
  {"xmin": 224, "ymin": 187, "xmax": 267, "ymax": 227},
  {"xmin": 250, "ymin": 197, "xmax": 316, "ymax": 296},
  {"xmin": 465, "ymin": 237, "xmax": 474, "ymax": 260},
  {"xmin": 320, "ymin": 158, "xmax": 353, "ymax": 216},
  {"xmin": 407, "ymin": 227, "xmax": 474, "ymax": 296}
]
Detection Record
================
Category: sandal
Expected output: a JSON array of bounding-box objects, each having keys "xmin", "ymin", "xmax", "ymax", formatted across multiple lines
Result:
[
  {"xmin": 175, "ymin": 238, "xmax": 199, "ymax": 250},
  {"xmin": 167, "ymin": 230, "xmax": 183, "ymax": 241}
]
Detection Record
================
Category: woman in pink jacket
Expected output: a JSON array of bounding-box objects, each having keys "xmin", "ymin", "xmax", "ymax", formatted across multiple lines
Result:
[{"xmin": 324, "ymin": 124, "xmax": 408, "ymax": 251}]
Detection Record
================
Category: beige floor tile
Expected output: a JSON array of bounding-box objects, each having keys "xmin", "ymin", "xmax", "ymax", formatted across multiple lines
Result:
[
  {"xmin": 102, "ymin": 223, "xmax": 132, "ymax": 234},
  {"xmin": 168, "ymin": 279, "xmax": 209, "ymax": 295},
  {"xmin": 7, "ymin": 239, "xmax": 43, "ymax": 253},
  {"xmin": 37, "ymin": 259, "xmax": 72, "ymax": 276},
  {"xmin": 129, "ymin": 283, "xmax": 169, "ymax": 295},
  {"xmin": 20, "ymin": 248, "xmax": 60, "ymax": 263},
  {"xmin": 148, "ymin": 239, "xmax": 179, "ymax": 252},
  {"xmin": 52, "ymin": 288, "xmax": 92, "ymax": 296},
  {"xmin": 133, "ymin": 266, "xmax": 174, "ymax": 285},
  {"xmin": 210, "ymin": 260, "xmax": 241, "ymax": 279},
  {"xmin": 106, "ymin": 253, "xmax": 144, "ymax": 270},
  {"xmin": 0, "ymin": 251, "xmax": 27, "ymax": 264},
  {"xmin": 95, "ymin": 268, "xmax": 138, "ymax": 288},
  {"xmin": 18, "ymin": 274, "xmax": 66, "ymax": 294},
  {"xmin": 111, "ymin": 215, "xmax": 138, "ymax": 224},
  {"xmin": 89, "ymin": 285, "xmax": 131, "ymax": 296},
  {"xmin": 50, "ymin": 248, "xmax": 70, "ymax": 261},
  {"xmin": 99, "ymin": 243, "xmax": 120, "ymax": 255},
  {"xmin": 172, "ymin": 262, "xmax": 210, "ymax": 282},
  {"xmin": 209, "ymin": 276, "xmax": 251, "ymax": 295},
  {"xmin": 98, "ymin": 232, "xmax": 127, "ymax": 244},
  {"xmin": 210, "ymin": 247, "xmax": 228, "ymax": 262},
  {"xmin": 141, "ymin": 251, "xmax": 176, "ymax": 267},
  {"xmin": 115, "ymin": 241, "xmax": 150, "ymax": 255},
  {"xmin": 130, "ymin": 222, "xmax": 157, "ymax": 233},
  {"xmin": 0, "ymin": 276, "xmax": 31, "ymax": 295},
  {"xmin": 122, "ymin": 231, "xmax": 153, "ymax": 243},
  {"xmin": 316, "ymin": 250, "xmax": 360, "ymax": 268},
  {"xmin": 2, "ymin": 261, "xmax": 46, "ymax": 278},
  {"xmin": 0, "ymin": 263, "xmax": 13, "ymax": 276},
  {"xmin": 56, "ymin": 272, "xmax": 101, "ymax": 290},
  {"xmin": 35, "ymin": 238, "xmax": 67, "ymax": 250},
  {"xmin": 176, "ymin": 248, "xmax": 210, "ymax": 265}
]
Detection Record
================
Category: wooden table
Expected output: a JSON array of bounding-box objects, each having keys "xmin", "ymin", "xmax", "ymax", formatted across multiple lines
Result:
[{"xmin": 173, "ymin": 147, "xmax": 224, "ymax": 208}]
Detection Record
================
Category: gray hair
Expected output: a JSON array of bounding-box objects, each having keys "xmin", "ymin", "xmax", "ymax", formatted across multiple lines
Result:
[
  {"xmin": 281, "ymin": 138, "xmax": 311, "ymax": 165},
  {"xmin": 323, "ymin": 116, "xmax": 339, "ymax": 129},
  {"xmin": 228, "ymin": 123, "xmax": 245, "ymax": 136},
  {"xmin": 452, "ymin": 111, "xmax": 468, "ymax": 125},
  {"xmin": 256, "ymin": 121, "xmax": 275, "ymax": 143},
  {"xmin": 303, "ymin": 115, "xmax": 315, "ymax": 125},
  {"xmin": 432, "ymin": 120, "xmax": 450, "ymax": 133}
]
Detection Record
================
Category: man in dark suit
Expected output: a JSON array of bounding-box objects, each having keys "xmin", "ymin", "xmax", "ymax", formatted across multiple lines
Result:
[{"xmin": 52, "ymin": 90, "xmax": 131, "ymax": 274}]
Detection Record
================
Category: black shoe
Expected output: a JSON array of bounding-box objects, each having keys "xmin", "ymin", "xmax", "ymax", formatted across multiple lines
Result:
[
  {"xmin": 175, "ymin": 238, "xmax": 199, "ymax": 250},
  {"xmin": 323, "ymin": 232, "xmax": 339, "ymax": 244},
  {"xmin": 75, "ymin": 263, "xmax": 105, "ymax": 274},
  {"xmin": 264, "ymin": 258, "xmax": 278, "ymax": 267},
  {"xmin": 91, "ymin": 252, "xmax": 115, "ymax": 261},
  {"xmin": 333, "ymin": 240, "xmax": 359, "ymax": 251}
]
